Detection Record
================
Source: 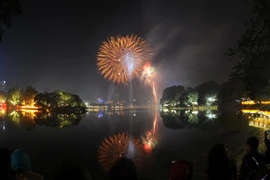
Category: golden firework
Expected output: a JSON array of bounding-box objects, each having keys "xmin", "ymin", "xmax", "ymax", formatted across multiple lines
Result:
[
  {"xmin": 141, "ymin": 63, "xmax": 156, "ymax": 85},
  {"xmin": 97, "ymin": 35, "xmax": 152, "ymax": 84},
  {"xmin": 98, "ymin": 132, "xmax": 144, "ymax": 171}
]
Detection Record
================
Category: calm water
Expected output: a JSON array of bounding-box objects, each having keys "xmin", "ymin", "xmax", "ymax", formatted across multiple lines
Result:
[{"xmin": 0, "ymin": 109, "xmax": 262, "ymax": 180}]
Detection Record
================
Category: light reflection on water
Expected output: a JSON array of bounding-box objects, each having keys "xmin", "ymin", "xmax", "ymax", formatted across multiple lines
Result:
[{"xmin": 0, "ymin": 108, "xmax": 254, "ymax": 180}]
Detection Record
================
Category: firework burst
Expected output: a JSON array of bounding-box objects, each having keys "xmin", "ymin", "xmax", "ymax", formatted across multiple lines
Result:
[
  {"xmin": 141, "ymin": 63, "xmax": 158, "ymax": 104},
  {"xmin": 141, "ymin": 63, "xmax": 156, "ymax": 85},
  {"xmin": 98, "ymin": 132, "xmax": 144, "ymax": 171},
  {"xmin": 97, "ymin": 35, "xmax": 152, "ymax": 84}
]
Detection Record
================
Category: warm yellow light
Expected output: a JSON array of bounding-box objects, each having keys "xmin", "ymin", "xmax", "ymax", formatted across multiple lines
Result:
[
  {"xmin": 20, "ymin": 109, "xmax": 38, "ymax": 113},
  {"xmin": 242, "ymin": 101, "xmax": 270, "ymax": 105},
  {"xmin": 243, "ymin": 109, "xmax": 270, "ymax": 129},
  {"xmin": 242, "ymin": 109, "xmax": 270, "ymax": 117},
  {"xmin": 19, "ymin": 105, "xmax": 38, "ymax": 109}
]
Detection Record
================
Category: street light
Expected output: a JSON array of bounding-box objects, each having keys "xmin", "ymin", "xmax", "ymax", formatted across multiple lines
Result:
[{"xmin": 207, "ymin": 97, "xmax": 216, "ymax": 102}]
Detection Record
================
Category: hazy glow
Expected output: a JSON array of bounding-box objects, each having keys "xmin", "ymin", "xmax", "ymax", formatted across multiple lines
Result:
[
  {"xmin": 207, "ymin": 97, "xmax": 216, "ymax": 102},
  {"xmin": 207, "ymin": 113, "xmax": 216, "ymax": 119},
  {"xmin": 124, "ymin": 53, "xmax": 137, "ymax": 77}
]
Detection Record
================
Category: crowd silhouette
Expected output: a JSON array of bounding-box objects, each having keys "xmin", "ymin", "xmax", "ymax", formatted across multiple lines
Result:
[
  {"xmin": 205, "ymin": 131, "xmax": 270, "ymax": 180},
  {"xmin": 2, "ymin": 131, "xmax": 270, "ymax": 180}
]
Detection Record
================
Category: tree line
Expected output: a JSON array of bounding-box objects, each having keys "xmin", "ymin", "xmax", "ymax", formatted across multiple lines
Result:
[
  {"xmin": 160, "ymin": 81, "xmax": 220, "ymax": 107},
  {"xmin": 0, "ymin": 86, "xmax": 86, "ymax": 112},
  {"xmin": 0, "ymin": 86, "xmax": 38, "ymax": 106}
]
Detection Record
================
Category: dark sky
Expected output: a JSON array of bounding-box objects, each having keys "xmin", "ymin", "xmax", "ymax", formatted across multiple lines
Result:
[{"xmin": 0, "ymin": 0, "xmax": 249, "ymax": 102}]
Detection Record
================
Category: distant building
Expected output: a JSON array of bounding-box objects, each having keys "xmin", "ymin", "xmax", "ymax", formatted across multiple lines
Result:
[{"xmin": 0, "ymin": 81, "xmax": 6, "ymax": 91}]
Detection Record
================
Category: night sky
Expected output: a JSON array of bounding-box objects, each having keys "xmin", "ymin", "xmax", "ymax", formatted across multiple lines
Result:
[{"xmin": 0, "ymin": 0, "xmax": 249, "ymax": 102}]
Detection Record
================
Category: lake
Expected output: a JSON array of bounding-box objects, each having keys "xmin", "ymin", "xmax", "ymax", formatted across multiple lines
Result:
[{"xmin": 0, "ymin": 108, "xmax": 265, "ymax": 180}]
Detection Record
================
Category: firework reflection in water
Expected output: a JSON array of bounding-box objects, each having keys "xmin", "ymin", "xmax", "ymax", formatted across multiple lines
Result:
[
  {"xmin": 142, "ymin": 112, "xmax": 158, "ymax": 152},
  {"xmin": 98, "ymin": 132, "xmax": 144, "ymax": 171}
]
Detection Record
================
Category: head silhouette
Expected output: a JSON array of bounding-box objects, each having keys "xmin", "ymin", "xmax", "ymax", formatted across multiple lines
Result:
[
  {"xmin": 109, "ymin": 157, "xmax": 137, "ymax": 180},
  {"xmin": 0, "ymin": 147, "xmax": 11, "ymax": 171},
  {"xmin": 54, "ymin": 161, "xmax": 93, "ymax": 180},
  {"xmin": 207, "ymin": 143, "xmax": 231, "ymax": 176},
  {"xmin": 208, "ymin": 144, "xmax": 229, "ymax": 163},
  {"xmin": 170, "ymin": 160, "xmax": 193, "ymax": 180},
  {"xmin": 247, "ymin": 136, "xmax": 259, "ymax": 152}
]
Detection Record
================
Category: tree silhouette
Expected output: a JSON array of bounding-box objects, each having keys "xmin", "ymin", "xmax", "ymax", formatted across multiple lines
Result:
[
  {"xmin": 34, "ymin": 90, "xmax": 86, "ymax": 113},
  {"xmin": 23, "ymin": 86, "xmax": 38, "ymax": 105},
  {"xmin": 160, "ymin": 85, "xmax": 185, "ymax": 106},
  {"xmin": 160, "ymin": 82, "xmax": 220, "ymax": 107},
  {"xmin": 194, "ymin": 81, "xmax": 220, "ymax": 105},
  {"xmin": 0, "ymin": 0, "xmax": 22, "ymax": 42},
  {"xmin": 226, "ymin": 0, "xmax": 270, "ymax": 100}
]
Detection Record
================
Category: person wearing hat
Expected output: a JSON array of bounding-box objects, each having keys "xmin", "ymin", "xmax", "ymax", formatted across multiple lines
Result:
[{"xmin": 11, "ymin": 149, "xmax": 43, "ymax": 180}]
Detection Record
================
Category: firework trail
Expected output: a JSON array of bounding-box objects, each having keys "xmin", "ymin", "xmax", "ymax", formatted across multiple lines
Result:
[
  {"xmin": 152, "ymin": 82, "xmax": 158, "ymax": 105},
  {"xmin": 98, "ymin": 132, "xmax": 144, "ymax": 171},
  {"xmin": 141, "ymin": 63, "xmax": 158, "ymax": 104},
  {"xmin": 97, "ymin": 35, "xmax": 152, "ymax": 84}
]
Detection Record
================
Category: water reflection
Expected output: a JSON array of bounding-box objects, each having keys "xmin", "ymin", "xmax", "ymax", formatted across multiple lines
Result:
[
  {"xmin": 142, "ymin": 111, "xmax": 158, "ymax": 152},
  {"xmin": 2, "ymin": 109, "xmax": 86, "ymax": 129},
  {"xmin": 6, "ymin": 110, "xmax": 37, "ymax": 130},
  {"xmin": 34, "ymin": 112, "xmax": 84, "ymax": 128},
  {"xmin": 86, "ymin": 110, "xmax": 127, "ymax": 118},
  {"xmin": 0, "ymin": 108, "xmax": 7, "ymax": 131},
  {"xmin": 98, "ymin": 111, "xmax": 159, "ymax": 172},
  {"xmin": 160, "ymin": 109, "xmax": 218, "ymax": 130},
  {"xmin": 98, "ymin": 132, "xmax": 144, "ymax": 171},
  {"xmin": 1, "ymin": 109, "xmax": 133, "ymax": 130},
  {"xmin": 0, "ymin": 108, "xmax": 226, "ymax": 178}
]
